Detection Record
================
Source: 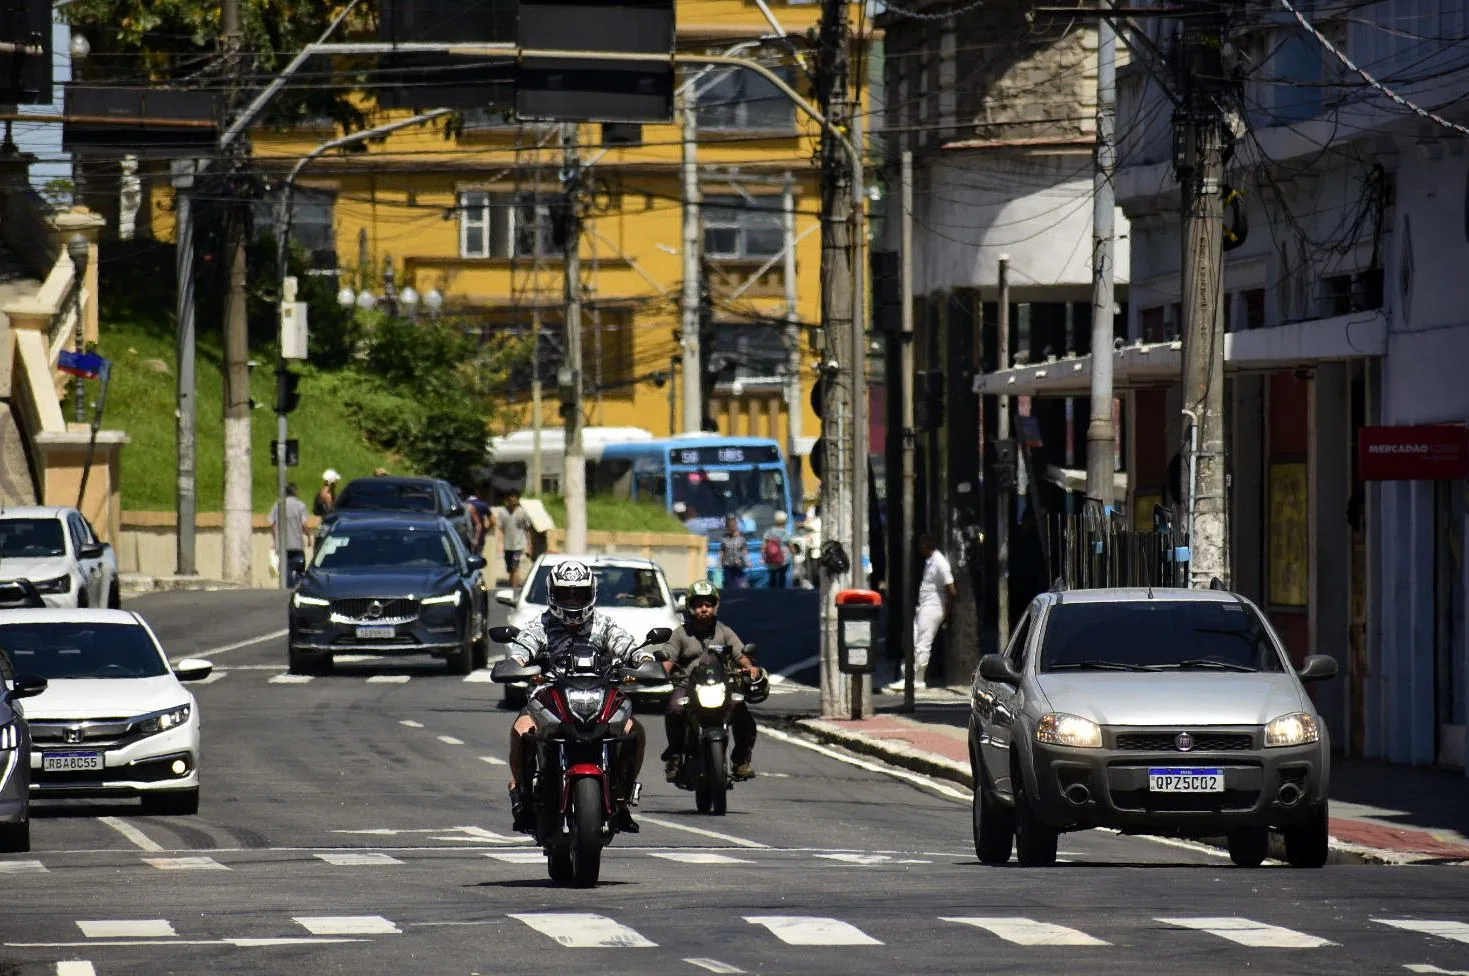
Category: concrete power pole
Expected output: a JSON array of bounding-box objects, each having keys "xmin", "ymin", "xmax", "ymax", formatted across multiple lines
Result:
[
  {"xmin": 898, "ymin": 150, "xmax": 917, "ymax": 713},
  {"xmin": 816, "ymin": 0, "xmax": 855, "ymax": 719},
  {"xmin": 220, "ymin": 0, "xmax": 252, "ymax": 584},
  {"xmin": 1178, "ymin": 15, "xmax": 1230, "ymax": 588},
  {"xmin": 680, "ymin": 96, "xmax": 703, "ymax": 435},
  {"xmin": 995, "ymin": 254, "xmax": 1011, "ymax": 635},
  {"xmin": 782, "ymin": 174, "xmax": 802, "ymax": 500},
  {"xmin": 1085, "ymin": 12, "xmax": 1117, "ymax": 510},
  {"xmin": 174, "ymin": 166, "xmax": 197, "ymax": 576},
  {"xmin": 561, "ymin": 123, "xmax": 588, "ymax": 552}
]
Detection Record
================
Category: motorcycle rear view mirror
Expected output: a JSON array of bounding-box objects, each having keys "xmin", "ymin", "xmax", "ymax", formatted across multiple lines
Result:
[
  {"xmin": 488, "ymin": 625, "xmax": 520, "ymax": 644},
  {"xmin": 490, "ymin": 658, "xmax": 542, "ymax": 683},
  {"xmin": 642, "ymin": 627, "xmax": 672, "ymax": 647}
]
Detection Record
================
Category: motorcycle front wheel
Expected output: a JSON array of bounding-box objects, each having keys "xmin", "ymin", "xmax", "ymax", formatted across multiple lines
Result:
[
  {"xmin": 570, "ymin": 777, "xmax": 604, "ymax": 887},
  {"xmin": 695, "ymin": 739, "xmax": 728, "ymax": 816}
]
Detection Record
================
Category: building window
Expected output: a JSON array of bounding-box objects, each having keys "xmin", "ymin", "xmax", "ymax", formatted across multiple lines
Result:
[
  {"xmin": 1140, "ymin": 303, "xmax": 1180, "ymax": 342},
  {"xmin": 458, "ymin": 191, "xmax": 563, "ymax": 259},
  {"xmin": 1235, "ymin": 287, "xmax": 1266, "ymax": 330},
  {"xmin": 703, "ymin": 194, "xmax": 784, "ymax": 260},
  {"xmin": 601, "ymin": 123, "xmax": 642, "ymax": 146},
  {"xmin": 710, "ymin": 322, "xmax": 787, "ymax": 385},
  {"xmin": 254, "ymin": 188, "xmax": 337, "ymax": 268},
  {"xmin": 694, "ymin": 66, "xmax": 797, "ymax": 132}
]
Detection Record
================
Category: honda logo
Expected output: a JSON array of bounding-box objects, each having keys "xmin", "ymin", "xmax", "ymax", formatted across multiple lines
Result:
[
  {"xmin": 1175, "ymin": 732, "xmax": 1194, "ymax": 752},
  {"xmin": 63, "ymin": 726, "xmax": 84, "ymax": 744}
]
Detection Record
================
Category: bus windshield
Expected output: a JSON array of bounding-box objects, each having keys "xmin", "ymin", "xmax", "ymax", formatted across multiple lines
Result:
[{"xmin": 672, "ymin": 466, "xmax": 787, "ymax": 533}]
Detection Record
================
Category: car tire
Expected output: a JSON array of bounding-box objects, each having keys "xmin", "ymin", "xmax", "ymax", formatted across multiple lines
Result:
[
  {"xmin": 0, "ymin": 820, "xmax": 29, "ymax": 853},
  {"xmin": 972, "ymin": 768, "xmax": 1014, "ymax": 866},
  {"xmin": 1227, "ymin": 827, "xmax": 1269, "ymax": 867},
  {"xmin": 472, "ymin": 635, "xmax": 490, "ymax": 671},
  {"xmin": 107, "ymin": 581, "xmax": 121, "ymax": 609},
  {"xmin": 141, "ymin": 788, "xmax": 200, "ymax": 817},
  {"xmin": 1283, "ymin": 802, "xmax": 1330, "ymax": 869},
  {"xmin": 1012, "ymin": 767, "xmax": 1058, "ymax": 867},
  {"xmin": 446, "ymin": 634, "xmax": 474, "ymax": 676}
]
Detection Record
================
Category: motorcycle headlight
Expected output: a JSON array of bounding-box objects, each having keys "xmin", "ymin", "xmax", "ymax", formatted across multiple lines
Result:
[
  {"xmin": 695, "ymin": 682, "xmax": 728, "ymax": 709},
  {"xmin": 421, "ymin": 590, "xmax": 461, "ymax": 607},
  {"xmin": 0, "ymin": 722, "xmax": 15, "ymax": 751},
  {"xmin": 565, "ymin": 688, "xmax": 604, "ymax": 721},
  {"xmin": 134, "ymin": 703, "xmax": 192, "ymax": 735},
  {"xmin": 292, "ymin": 592, "xmax": 329, "ymax": 609},
  {"xmin": 1034, "ymin": 712, "xmax": 1102, "ymax": 749},
  {"xmin": 32, "ymin": 574, "xmax": 71, "ymax": 595},
  {"xmin": 1265, "ymin": 712, "xmax": 1319, "ymax": 747}
]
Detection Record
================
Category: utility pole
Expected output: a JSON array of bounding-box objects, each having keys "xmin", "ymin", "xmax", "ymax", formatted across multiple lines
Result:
[
  {"xmin": 816, "ymin": 0, "xmax": 855, "ymax": 719},
  {"xmin": 1085, "ymin": 11, "xmax": 1117, "ymax": 511},
  {"xmin": 898, "ymin": 150, "xmax": 917, "ymax": 713},
  {"xmin": 1177, "ymin": 12, "xmax": 1230, "ymax": 588},
  {"xmin": 530, "ymin": 306, "xmax": 544, "ymax": 495},
  {"xmin": 995, "ymin": 254, "xmax": 1011, "ymax": 635},
  {"xmin": 782, "ymin": 173, "xmax": 802, "ymax": 502},
  {"xmin": 848, "ymin": 111, "xmax": 870, "ymax": 720},
  {"xmin": 174, "ymin": 165, "xmax": 197, "ymax": 576},
  {"xmin": 220, "ymin": 0, "xmax": 252, "ymax": 584},
  {"xmin": 680, "ymin": 95, "xmax": 703, "ymax": 435},
  {"xmin": 561, "ymin": 122, "xmax": 588, "ymax": 552}
]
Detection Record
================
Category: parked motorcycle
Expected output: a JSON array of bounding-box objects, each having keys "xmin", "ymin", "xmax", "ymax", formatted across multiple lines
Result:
[
  {"xmin": 671, "ymin": 643, "xmax": 767, "ymax": 816},
  {"xmin": 489, "ymin": 625, "xmax": 670, "ymax": 887}
]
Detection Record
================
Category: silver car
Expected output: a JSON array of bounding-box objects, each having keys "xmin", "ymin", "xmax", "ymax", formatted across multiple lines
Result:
[{"xmin": 969, "ymin": 586, "xmax": 1337, "ymax": 869}]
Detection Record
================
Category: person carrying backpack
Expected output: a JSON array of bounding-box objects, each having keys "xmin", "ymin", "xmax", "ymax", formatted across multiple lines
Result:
[{"xmin": 762, "ymin": 510, "xmax": 791, "ymax": 588}]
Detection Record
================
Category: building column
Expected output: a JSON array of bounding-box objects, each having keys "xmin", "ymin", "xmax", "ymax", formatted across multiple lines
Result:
[{"xmin": 1309, "ymin": 363, "xmax": 1351, "ymax": 751}]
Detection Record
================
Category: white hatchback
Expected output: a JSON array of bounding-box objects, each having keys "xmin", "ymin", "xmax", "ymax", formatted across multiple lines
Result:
[{"xmin": 0, "ymin": 609, "xmax": 212, "ymax": 815}]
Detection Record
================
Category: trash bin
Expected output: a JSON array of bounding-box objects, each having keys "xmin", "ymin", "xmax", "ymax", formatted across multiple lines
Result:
[{"xmin": 835, "ymin": 589, "xmax": 882, "ymax": 674}]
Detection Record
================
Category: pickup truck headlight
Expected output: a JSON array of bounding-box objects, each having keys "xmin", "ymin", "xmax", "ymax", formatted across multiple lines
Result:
[
  {"xmin": 1034, "ymin": 712, "xmax": 1102, "ymax": 749},
  {"xmin": 134, "ymin": 704, "xmax": 192, "ymax": 735},
  {"xmin": 1264, "ymin": 712, "xmax": 1319, "ymax": 747},
  {"xmin": 32, "ymin": 574, "xmax": 71, "ymax": 595},
  {"xmin": 292, "ymin": 592, "xmax": 329, "ymax": 609},
  {"xmin": 420, "ymin": 590, "xmax": 461, "ymax": 607}
]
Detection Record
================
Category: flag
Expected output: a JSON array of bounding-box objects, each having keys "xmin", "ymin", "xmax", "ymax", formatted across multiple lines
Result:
[{"xmin": 58, "ymin": 350, "xmax": 107, "ymax": 380}]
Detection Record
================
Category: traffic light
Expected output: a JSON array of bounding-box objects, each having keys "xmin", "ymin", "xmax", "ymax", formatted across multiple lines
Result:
[
  {"xmin": 275, "ymin": 367, "xmax": 302, "ymax": 415},
  {"xmin": 809, "ymin": 373, "xmax": 829, "ymax": 479}
]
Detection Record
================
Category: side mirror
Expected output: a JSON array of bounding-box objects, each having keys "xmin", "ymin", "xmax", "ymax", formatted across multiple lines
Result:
[
  {"xmin": 466, "ymin": 555, "xmax": 487, "ymax": 572},
  {"xmin": 672, "ymin": 588, "xmax": 688, "ymax": 612},
  {"xmin": 5, "ymin": 673, "xmax": 47, "ymax": 701},
  {"xmin": 448, "ymin": 505, "xmax": 465, "ymax": 518},
  {"xmin": 488, "ymin": 625, "xmax": 520, "ymax": 644},
  {"xmin": 490, "ymin": 658, "xmax": 542, "ymax": 683},
  {"xmin": 494, "ymin": 589, "xmax": 517, "ymax": 608},
  {"xmin": 173, "ymin": 658, "xmax": 214, "ymax": 682},
  {"xmin": 643, "ymin": 627, "xmax": 672, "ymax": 646},
  {"xmin": 978, "ymin": 654, "xmax": 1021, "ymax": 687},
  {"xmin": 79, "ymin": 543, "xmax": 105, "ymax": 559},
  {"xmin": 1297, "ymin": 654, "xmax": 1339, "ymax": 682}
]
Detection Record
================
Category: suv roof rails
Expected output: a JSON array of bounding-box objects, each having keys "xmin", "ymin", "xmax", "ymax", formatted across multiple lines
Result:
[{"xmin": 1209, "ymin": 577, "xmax": 1226, "ymax": 591}]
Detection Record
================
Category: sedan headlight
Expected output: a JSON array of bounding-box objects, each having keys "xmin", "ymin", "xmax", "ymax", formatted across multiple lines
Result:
[
  {"xmin": 292, "ymin": 592, "xmax": 329, "ymax": 609},
  {"xmin": 1264, "ymin": 712, "xmax": 1319, "ymax": 748},
  {"xmin": 134, "ymin": 704, "xmax": 192, "ymax": 735},
  {"xmin": 0, "ymin": 722, "xmax": 15, "ymax": 751},
  {"xmin": 694, "ymin": 682, "xmax": 728, "ymax": 709},
  {"xmin": 32, "ymin": 574, "xmax": 71, "ymax": 595},
  {"xmin": 1034, "ymin": 712, "xmax": 1102, "ymax": 749},
  {"xmin": 420, "ymin": 590, "xmax": 461, "ymax": 607}
]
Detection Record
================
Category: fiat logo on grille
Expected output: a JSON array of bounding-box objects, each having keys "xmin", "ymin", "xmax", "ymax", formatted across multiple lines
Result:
[
  {"xmin": 364, "ymin": 601, "xmax": 384, "ymax": 620},
  {"xmin": 1175, "ymin": 732, "xmax": 1194, "ymax": 752},
  {"xmin": 63, "ymin": 726, "xmax": 84, "ymax": 744}
]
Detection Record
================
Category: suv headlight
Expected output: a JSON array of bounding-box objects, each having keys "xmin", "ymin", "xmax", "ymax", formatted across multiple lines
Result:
[
  {"xmin": 1264, "ymin": 712, "xmax": 1319, "ymax": 747},
  {"xmin": 1034, "ymin": 712, "xmax": 1102, "ymax": 749},
  {"xmin": 695, "ymin": 682, "xmax": 727, "ymax": 709},
  {"xmin": 421, "ymin": 590, "xmax": 461, "ymax": 607},
  {"xmin": 0, "ymin": 722, "xmax": 15, "ymax": 751},
  {"xmin": 292, "ymin": 592, "xmax": 329, "ymax": 609},
  {"xmin": 134, "ymin": 704, "xmax": 192, "ymax": 735},
  {"xmin": 32, "ymin": 574, "xmax": 71, "ymax": 595}
]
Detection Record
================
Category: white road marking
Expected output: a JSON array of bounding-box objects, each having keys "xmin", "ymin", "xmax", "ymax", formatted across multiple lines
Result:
[
  {"xmin": 226, "ymin": 937, "xmax": 367, "ymax": 946},
  {"xmin": 942, "ymin": 916, "xmax": 1109, "ymax": 947},
  {"xmin": 168, "ymin": 628, "xmax": 289, "ymax": 665},
  {"xmin": 194, "ymin": 671, "xmax": 228, "ymax": 685},
  {"xmin": 685, "ymin": 959, "xmax": 746, "ymax": 974},
  {"xmin": 430, "ymin": 827, "xmax": 520, "ymax": 844},
  {"xmin": 638, "ymin": 815, "xmax": 769, "ymax": 849},
  {"xmin": 759, "ymin": 726, "xmax": 972, "ymax": 802},
  {"xmin": 13, "ymin": 939, "xmax": 362, "ymax": 948},
  {"xmin": 772, "ymin": 655, "xmax": 820, "ymax": 680},
  {"xmin": 647, "ymin": 851, "xmax": 753, "ymax": 864},
  {"xmin": 314, "ymin": 852, "xmax": 403, "ymax": 866},
  {"xmin": 464, "ymin": 671, "xmax": 497, "ymax": 682},
  {"xmin": 269, "ymin": 673, "xmax": 314, "ymax": 684},
  {"xmin": 78, "ymin": 920, "xmax": 176, "ymax": 939},
  {"xmin": 55, "ymin": 962, "xmax": 95, "ymax": 976},
  {"xmin": 1127, "ymin": 832, "xmax": 1235, "ymax": 861},
  {"xmin": 437, "ymin": 735, "xmax": 464, "ymax": 745},
  {"xmin": 97, "ymin": 817, "xmax": 164, "ymax": 853},
  {"xmin": 143, "ymin": 856, "xmax": 229, "ymax": 871},
  {"xmin": 745, "ymin": 916, "xmax": 882, "ymax": 946},
  {"xmin": 1376, "ymin": 920, "xmax": 1469, "ymax": 944},
  {"xmin": 510, "ymin": 912, "xmax": 657, "ymax": 948},
  {"xmin": 294, "ymin": 916, "xmax": 401, "ymax": 936},
  {"xmin": 1156, "ymin": 917, "xmax": 1335, "ymax": 948},
  {"xmin": 484, "ymin": 851, "xmax": 544, "ymax": 864},
  {"xmin": 400, "ymin": 720, "xmax": 424, "ymax": 728},
  {"xmin": 1405, "ymin": 966, "xmax": 1469, "ymax": 975},
  {"xmin": 0, "ymin": 859, "xmax": 47, "ymax": 873},
  {"xmin": 479, "ymin": 755, "xmax": 507, "ymax": 766},
  {"xmin": 367, "ymin": 675, "xmax": 411, "ymax": 684},
  {"xmin": 816, "ymin": 853, "xmax": 930, "ymax": 865}
]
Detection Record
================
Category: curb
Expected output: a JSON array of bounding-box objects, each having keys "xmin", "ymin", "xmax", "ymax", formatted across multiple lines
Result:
[
  {"xmin": 120, "ymin": 574, "xmax": 248, "ymax": 595},
  {"xmin": 785, "ymin": 717, "xmax": 1440, "ymax": 867}
]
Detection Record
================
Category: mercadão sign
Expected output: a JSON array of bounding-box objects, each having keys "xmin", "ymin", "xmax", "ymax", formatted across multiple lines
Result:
[{"xmin": 1357, "ymin": 425, "xmax": 1469, "ymax": 481}]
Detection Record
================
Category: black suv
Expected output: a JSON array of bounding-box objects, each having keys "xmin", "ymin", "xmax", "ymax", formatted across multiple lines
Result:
[{"xmin": 327, "ymin": 477, "xmax": 477, "ymax": 551}]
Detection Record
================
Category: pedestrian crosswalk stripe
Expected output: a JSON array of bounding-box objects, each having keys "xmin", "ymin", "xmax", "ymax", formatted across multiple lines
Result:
[
  {"xmin": 942, "ymin": 917, "xmax": 1109, "ymax": 946},
  {"xmin": 510, "ymin": 912, "xmax": 657, "ymax": 948},
  {"xmin": 269, "ymin": 673, "xmax": 313, "ymax": 684},
  {"xmin": 78, "ymin": 920, "xmax": 176, "ymax": 939},
  {"xmin": 647, "ymin": 851, "xmax": 753, "ymax": 864},
  {"xmin": 817, "ymin": 853, "xmax": 931, "ymax": 865},
  {"xmin": 143, "ymin": 856, "xmax": 229, "ymax": 871},
  {"xmin": 463, "ymin": 671, "xmax": 496, "ymax": 682},
  {"xmin": 55, "ymin": 962, "xmax": 96, "ymax": 976},
  {"xmin": 685, "ymin": 959, "xmax": 745, "ymax": 973},
  {"xmin": 367, "ymin": 675, "xmax": 411, "ymax": 684},
  {"xmin": 484, "ymin": 851, "xmax": 544, "ymax": 864},
  {"xmin": 0, "ymin": 860, "xmax": 46, "ymax": 874},
  {"xmin": 313, "ymin": 852, "xmax": 403, "ymax": 866},
  {"xmin": 479, "ymin": 755, "xmax": 507, "ymax": 766},
  {"xmin": 1375, "ymin": 920, "xmax": 1469, "ymax": 944},
  {"xmin": 745, "ymin": 916, "xmax": 883, "ymax": 946},
  {"xmin": 437, "ymin": 735, "xmax": 464, "ymax": 745},
  {"xmin": 294, "ymin": 915, "xmax": 401, "ymax": 936},
  {"xmin": 1404, "ymin": 965, "xmax": 1469, "ymax": 975},
  {"xmin": 1156, "ymin": 917, "xmax": 1334, "ymax": 948}
]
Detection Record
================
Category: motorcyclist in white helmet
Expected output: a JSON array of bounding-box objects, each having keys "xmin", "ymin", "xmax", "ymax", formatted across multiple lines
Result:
[{"xmin": 504, "ymin": 559, "xmax": 653, "ymax": 833}]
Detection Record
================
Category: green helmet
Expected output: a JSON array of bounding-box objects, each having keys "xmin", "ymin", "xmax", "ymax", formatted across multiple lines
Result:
[{"xmin": 687, "ymin": 579, "xmax": 720, "ymax": 606}]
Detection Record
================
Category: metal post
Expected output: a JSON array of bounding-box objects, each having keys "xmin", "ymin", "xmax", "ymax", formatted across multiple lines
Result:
[
  {"xmin": 680, "ymin": 96, "xmax": 703, "ymax": 435},
  {"xmin": 1086, "ymin": 9, "xmax": 1118, "ymax": 510},
  {"xmin": 996, "ymin": 254, "xmax": 1011, "ymax": 636},
  {"xmin": 849, "ymin": 110, "xmax": 869, "ymax": 720},
  {"xmin": 783, "ymin": 173, "xmax": 802, "ymax": 502},
  {"xmin": 175, "ymin": 173, "xmax": 197, "ymax": 576},
  {"xmin": 562, "ymin": 123, "xmax": 588, "ymax": 553},
  {"xmin": 275, "ymin": 276, "xmax": 294, "ymax": 592},
  {"xmin": 899, "ymin": 150, "xmax": 917, "ymax": 713}
]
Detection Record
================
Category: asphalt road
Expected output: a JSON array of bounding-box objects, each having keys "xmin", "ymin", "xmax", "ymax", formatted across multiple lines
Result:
[{"xmin": 2, "ymin": 590, "xmax": 1467, "ymax": 976}]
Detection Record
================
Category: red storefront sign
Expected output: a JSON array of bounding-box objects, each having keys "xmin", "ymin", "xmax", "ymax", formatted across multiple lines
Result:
[{"xmin": 1357, "ymin": 425, "xmax": 1469, "ymax": 481}]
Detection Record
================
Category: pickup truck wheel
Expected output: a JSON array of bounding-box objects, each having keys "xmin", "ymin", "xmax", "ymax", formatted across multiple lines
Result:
[
  {"xmin": 1012, "ymin": 771, "xmax": 1058, "ymax": 867},
  {"xmin": 1227, "ymin": 827, "xmax": 1269, "ymax": 867},
  {"xmin": 972, "ymin": 772, "xmax": 1014, "ymax": 866},
  {"xmin": 1283, "ymin": 802, "xmax": 1329, "ymax": 868}
]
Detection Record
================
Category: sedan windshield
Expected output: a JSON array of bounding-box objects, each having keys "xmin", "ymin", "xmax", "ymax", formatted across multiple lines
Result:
[
  {"xmin": 1039, "ymin": 600, "xmax": 1285, "ymax": 673},
  {"xmin": 313, "ymin": 528, "xmax": 456, "ymax": 569},
  {"xmin": 528, "ymin": 565, "xmax": 666, "ymax": 609},
  {"xmin": 0, "ymin": 622, "xmax": 168, "ymax": 679},
  {"xmin": 0, "ymin": 518, "xmax": 66, "ymax": 558}
]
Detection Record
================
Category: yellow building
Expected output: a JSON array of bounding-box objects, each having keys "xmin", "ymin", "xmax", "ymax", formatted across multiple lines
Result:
[{"xmin": 146, "ymin": 0, "xmax": 868, "ymax": 504}]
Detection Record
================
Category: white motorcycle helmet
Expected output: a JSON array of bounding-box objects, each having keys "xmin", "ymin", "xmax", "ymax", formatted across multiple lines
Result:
[{"xmin": 548, "ymin": 559, "xmax": 598, "ymax": 628}]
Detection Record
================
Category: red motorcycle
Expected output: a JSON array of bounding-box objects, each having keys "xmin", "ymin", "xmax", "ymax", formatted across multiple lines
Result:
[{"xmin": 490, "ymin": 625, "xmax": 670, "ymax": 887}]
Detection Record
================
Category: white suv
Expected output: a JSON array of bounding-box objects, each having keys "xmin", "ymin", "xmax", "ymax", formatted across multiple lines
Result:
[{"xmin": 0, "ymin": 507, "xmax": 120, "ymax": 610}]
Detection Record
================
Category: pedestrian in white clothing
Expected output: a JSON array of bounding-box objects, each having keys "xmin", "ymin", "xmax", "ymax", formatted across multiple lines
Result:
[{"xmin": 883, "ymin": 533, "xmax": 956, "ymax": 693}]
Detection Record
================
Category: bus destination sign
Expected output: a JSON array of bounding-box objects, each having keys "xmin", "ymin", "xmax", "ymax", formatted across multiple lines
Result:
[{"xmin": 673, "ymin": 445, "xmax": 781, "ymax": 466}]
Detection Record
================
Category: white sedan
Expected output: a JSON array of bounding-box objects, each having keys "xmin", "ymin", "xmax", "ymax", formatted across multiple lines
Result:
[
  {"xmin": 494, "ymin": 554, "xmax": 679, "ymax": 708},
  {"xmin": 0, "ymin": 609, "xmax": 212, "ymax": 815},
  {"xmin": 0, "ymin": 506, "xmax": 120, "ymax": 609}
]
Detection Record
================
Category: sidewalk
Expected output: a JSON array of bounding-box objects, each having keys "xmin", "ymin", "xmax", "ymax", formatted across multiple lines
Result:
[
  {"xmin": 784, "ymin": 688, "xmax": 1469, "ymax": 866},
  {"xmin": 119, "ymin": 572, "xmax": 249, "ymax": 595}
]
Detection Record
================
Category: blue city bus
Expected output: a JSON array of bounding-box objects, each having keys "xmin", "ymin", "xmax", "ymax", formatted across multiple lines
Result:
[{"xmin": 600, "ymin": 435, "xmax": 795, "ymax": 586}]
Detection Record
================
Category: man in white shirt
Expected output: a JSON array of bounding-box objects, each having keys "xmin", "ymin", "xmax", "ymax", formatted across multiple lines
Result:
[{"xmin": 883, "ymin": 533, "xmax": 955, "ymax": 693}]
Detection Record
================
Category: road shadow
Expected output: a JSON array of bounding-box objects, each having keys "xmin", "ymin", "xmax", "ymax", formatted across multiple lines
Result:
[
  {"xmin": 470, "ymin": 879, "xmax": 633, "ymax": 889},
  {"xmin": 30, "ymin": 800, "xmax": 146, "ymax": 818}
]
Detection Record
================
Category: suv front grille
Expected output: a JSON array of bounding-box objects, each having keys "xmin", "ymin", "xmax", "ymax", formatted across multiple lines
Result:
[
  {"xmin": 329, "ymin": 597, "xmax": 419, "ymax": 624},
  {"xmin": 1115, "ymin": 732, "xmax": 1255, "ymax": 752}
]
